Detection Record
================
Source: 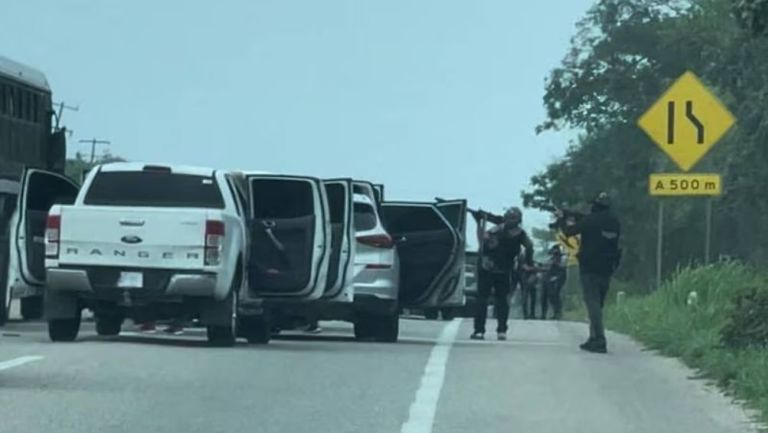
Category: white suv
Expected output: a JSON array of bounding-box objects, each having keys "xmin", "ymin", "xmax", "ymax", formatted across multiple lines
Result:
[{"xmin": 350, "ymin": 186, "xmax": 400, "ymax": 341}]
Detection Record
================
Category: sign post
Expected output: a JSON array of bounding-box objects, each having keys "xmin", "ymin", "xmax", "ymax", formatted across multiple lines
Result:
[
  {"xmin": 656, "ymin": 200, "xmax": 664, "ymax": 290},
  {"xmin": 638, "ymin": 71, "xmax": 735, "ymax": 287}
]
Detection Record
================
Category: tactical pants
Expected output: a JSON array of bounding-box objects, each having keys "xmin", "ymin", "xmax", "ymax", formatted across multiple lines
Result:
[
  {"xmin": 580, "ymin": 272, "xmax": 611, "ymax": 343},
  {"xmin": 520, "ymin": 277, "xmax": 537, "ymax": 320},
  {"xmin": 542, "ymin": 276, "xmax": 565, "ymax": 319},
  {"xmin": 474, "ymin": 271, "xmax": 515, "ymax": 333}
]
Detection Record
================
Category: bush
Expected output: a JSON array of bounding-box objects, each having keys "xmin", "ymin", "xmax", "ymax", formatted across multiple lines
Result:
[
  {"xmin": 596, "ymin": 262, "xmax": 768, "ymax": 425},
  {"xmin": 721, "ymin": 285, "xmax": 768, "ymax": 349}
]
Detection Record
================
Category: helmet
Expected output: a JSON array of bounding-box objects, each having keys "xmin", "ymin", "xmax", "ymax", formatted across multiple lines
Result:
[{"xmin": 504, "ymin": 207, "xmax": 522, "ymax": 224}]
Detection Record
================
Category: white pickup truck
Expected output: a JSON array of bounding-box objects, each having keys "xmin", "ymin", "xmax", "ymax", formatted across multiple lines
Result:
[
  {"xmin": 43, "ymin": 162, "xmax": 254, "ymax": 346},
  {"xmin": 42, "ymin": 163, "xmax": 342, "ymax": 346}
]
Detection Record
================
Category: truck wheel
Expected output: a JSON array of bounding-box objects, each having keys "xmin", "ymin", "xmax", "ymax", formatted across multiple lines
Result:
[
  {"xmin": 440, "ymin": 307, "xmax": 455, "ymax": 321},
  {"xmin": 375, "ymin": 314, "xmax": 399, "ymax": 343},
  {"xmin": 206, "ymin": 290, "xmax": 236, "ymax": 347},
  {"xmin": 354, "ymin": 316, "xmax": 375, "ymax": 340},
  {"xmin": 95, "ymin": 314, "xmax": 123, "ymax": 336},
  {"xmin": 0, "ymin": 290, "xmax": 9, "ymax": 326},
  {"xmin": 240, "ymin": 315, "xmax": 271, "ymax": 344},
  {"xmin": 48, "ymin": 314, "xmax": 81, "ymax": 342},
  {"xmin": 207, "ymin": 325, "xmax": 235, "ymax": 347},
  {"xmin": 21, "ymin": 296, "xmax": 44, "ymax": 321},
  {"xmin": 424, "ymin": 309, "xmax": 439, "ymax": 320}
]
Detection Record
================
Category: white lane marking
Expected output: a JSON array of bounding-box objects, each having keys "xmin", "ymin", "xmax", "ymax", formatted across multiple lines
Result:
[
  {"xmin": 0, "ymin": 355, "xmax": 44, "ymax": 371},
  {"xmin": 401, "ymin": 319, "xmax": 462, "ymax": 433}
]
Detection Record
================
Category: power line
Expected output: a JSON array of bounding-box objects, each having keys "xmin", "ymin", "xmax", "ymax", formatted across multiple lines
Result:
[{"xmin": 78, "ymin": 138, "xmax": 111, "ymax": 164}]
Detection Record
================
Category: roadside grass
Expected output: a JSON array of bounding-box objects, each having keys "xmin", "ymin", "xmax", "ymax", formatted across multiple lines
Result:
[{"xmin": 565, "ymin": 263, "xmax": 768, "ymax": 427}]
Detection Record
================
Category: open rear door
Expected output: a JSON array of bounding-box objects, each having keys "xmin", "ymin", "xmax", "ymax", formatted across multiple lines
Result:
[
  {"xmin": 433, "ymin": 200, "xmax": 467, "ymax": 307},
  {"xmin": 322, "ymin": 178, "xmax": 355, "ymax": 302},
  {"xmin": 245, "ymin": 175, "xmax": 331, "ymax": 300},
  {"xmin": 373, "ymin": 184, "xmax": 384, "ymax": 204},
  {"xmin": 13, "ymin": 169, "xmax": 79, "ymax": 287},
  {"xmin": 0, "ymin": 178, "xmax": 20, "ymax": 324},
  {"xmin": 379, "ymin": 202, "xmax": 457, "ymax": 308}
]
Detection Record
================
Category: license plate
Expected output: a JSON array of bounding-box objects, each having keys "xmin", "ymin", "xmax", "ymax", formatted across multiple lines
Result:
[{"xmin": 117, "ymin": 271, "xmax": 143, "ymax": 288}]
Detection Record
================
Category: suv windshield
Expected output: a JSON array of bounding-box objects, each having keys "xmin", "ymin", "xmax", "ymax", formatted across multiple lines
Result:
[{"xmin": 83, "ymin": 171, "xmax": 225, "ymax": 208}]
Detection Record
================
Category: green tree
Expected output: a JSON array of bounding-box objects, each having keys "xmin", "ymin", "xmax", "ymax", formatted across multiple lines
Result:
[
  {"xmin": 65, "ymin": 151, "xmax": 126, "ymax": 184},
  {"xmin": 523, "ymin": 0, "xmax": 768, "ymax": 286}
]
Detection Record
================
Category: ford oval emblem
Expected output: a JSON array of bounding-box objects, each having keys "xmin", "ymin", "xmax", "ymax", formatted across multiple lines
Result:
[{"xmin": 121, "ymin": 235, "xmax": 143, "ymax": 244}]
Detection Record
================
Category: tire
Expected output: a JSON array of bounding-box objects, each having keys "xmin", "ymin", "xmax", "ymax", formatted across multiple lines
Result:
[
  {"xmin": 48, "ymin": 314, "xmax": 81, "ymax": 342},
  {"xmin": 375, "ymin": 314, "xmax": 399, "ymax": 343},
  {"xmin": 354, "ymin": 316, "xmax": 375, "ymax": 340},
  {"xmin": 240, "ymin": 315, "xmax": 271, "ymax": 344},
  {"xmin": 424, "ymin": 309, "xmax": 439, "ymax": 320},
  {"xmin": 0, "ymin": 289, "xmax": 9, "ymax": 326},
  {"xmin": 21, "ymin": 296, "xmax": 44, "ymax": 321},
  {"xmin": 207, "ymin": 325, "xmax": 235, "ymax": 347},
  {"xmin": 95, "ymin": 314, "xmax": 123, "ymax": 336},
  {"xmin": 206, "ymin": 288, "xmax": 237, "ymax": 348},
  {"xmin": 440, "ymin": 307, "xmax": 455, "ymax": 321}
]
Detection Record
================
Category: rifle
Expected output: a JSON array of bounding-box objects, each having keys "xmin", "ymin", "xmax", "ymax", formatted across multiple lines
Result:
[
  {"xmin": 435, "ymin": 197, "xmax": 504, "ymax": 225},
  {"xmin": 540, "ymin": 204, "xmax": 586, "ymax": 230}
]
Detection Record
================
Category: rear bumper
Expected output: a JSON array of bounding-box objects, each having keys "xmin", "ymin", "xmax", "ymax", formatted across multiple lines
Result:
[
  {"xmin": 353, "ymin": 267, "xmax": 398, "ymax": 299},
  {"xmin": 46, "ymin": 267, "xmax": 219, "ymax": 299}
]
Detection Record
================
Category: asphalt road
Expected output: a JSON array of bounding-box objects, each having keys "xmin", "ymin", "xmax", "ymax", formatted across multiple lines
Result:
[{"xmin": 0, "ymin": 313, "xmax": 760, "ymax": 433}]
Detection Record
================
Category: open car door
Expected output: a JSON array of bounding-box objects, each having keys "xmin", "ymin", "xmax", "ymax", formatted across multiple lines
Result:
[
  {"xmin": 433, "ymin": 199, "xmax": 467, "ymax": 307},
  {"xmin": 13, "ymin": 169, "xmax": 79, "ymax": 288},
  {"xmin": 0, "ymin": 178, "xmax": 21, "ymax": 325},
  {"xmin": 373, "ymin": 184, "xmax": 384, "ymax": 204},
  {"xmin": 321, "ymin": 179, "xmax": 355, "ymax": 302},
  {"xmin": 244, "ymin": 174, "xmax": 331, "ymax": 301},
  {"xmin": 379, "ymin": 201, "xmax": 458, "ymax": 308}
]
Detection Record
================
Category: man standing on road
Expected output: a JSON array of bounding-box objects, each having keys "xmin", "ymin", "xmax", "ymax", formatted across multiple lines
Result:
[
  {"xmin": 471, "ymin": 207, "xmax": 535, "ymax": 341},
  {"xmin": 556, "ymin": 192, "xmax": 621, "ymax": 353},
  {"xmin": 518, "ymin": 255, "xmax": 539, "ymax": 320},
  {"xmin": 541, "ymin": 245, "xmax": 567, "ymax": 320}
]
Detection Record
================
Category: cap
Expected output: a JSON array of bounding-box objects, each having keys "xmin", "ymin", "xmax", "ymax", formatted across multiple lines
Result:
[{"xmin": 592, "ymin": 192, "xmax": 611, "ymax": 208}]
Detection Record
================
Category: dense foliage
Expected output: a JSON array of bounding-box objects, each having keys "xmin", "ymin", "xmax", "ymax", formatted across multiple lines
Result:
[
  {"xmin": 601, "ymin": 263, "xmax": 768, "ymax": 422},
  {"xmin": 524, "ymin": 0, "xmax": 768, "ymax": 285}
]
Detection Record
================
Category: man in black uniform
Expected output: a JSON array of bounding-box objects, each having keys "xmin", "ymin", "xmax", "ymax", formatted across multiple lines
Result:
[
  {"xmin": 471, "ymin": 207, "xmax": 535, "ymax": 341},
  {"xmin": 557, "ymin": 192, "xmax": 621, "ymax": 353},
  {"xmin": 518, "ymin": 254, "xmax": 539, "ymax": 320},
  {"xmin": 541, "ymin": 245, "xmax": 567, "ymax": 320}
]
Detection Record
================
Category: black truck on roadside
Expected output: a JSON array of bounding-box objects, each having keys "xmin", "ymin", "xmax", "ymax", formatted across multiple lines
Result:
[{"xmin": 0, "ymin": 55, "xmax": 68, "ymax": 325}]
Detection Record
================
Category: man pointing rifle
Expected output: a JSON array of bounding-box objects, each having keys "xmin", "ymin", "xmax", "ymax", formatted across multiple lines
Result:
[
  {"xmin": 555, "ymin": 192, "xmax": 621, "ymax": 354},
  {"xmin": 470, "ymin": 206, "xmax": 534, "ymax": 341}
]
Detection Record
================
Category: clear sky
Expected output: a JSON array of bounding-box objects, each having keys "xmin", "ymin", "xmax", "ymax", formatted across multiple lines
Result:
[{"xmin": 1, "ymin": 0, "xmax": 593, "ymax": 247}]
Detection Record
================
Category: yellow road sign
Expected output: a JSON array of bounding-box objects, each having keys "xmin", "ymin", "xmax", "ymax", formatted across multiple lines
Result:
[
  {"xmin": 638, "ymin": 71, "xmax": 735, "ymax": 172},
  {"xmin": 649, "ymin": 173, "xmax": 722, "ymax": 196}
]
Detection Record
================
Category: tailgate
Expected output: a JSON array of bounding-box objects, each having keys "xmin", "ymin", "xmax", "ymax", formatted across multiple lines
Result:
[{"xmin": 57, "ymin": 206, "xmax": 210, "ymax": 270}]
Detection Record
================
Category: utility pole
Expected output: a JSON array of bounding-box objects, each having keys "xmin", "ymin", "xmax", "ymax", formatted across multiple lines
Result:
[
  {"xmin": 78, "ymin": 138, "xmax": 111, "ymax": 164},
  {"xmin": 52, "ymin": 101, "xmax": 79, "ymax": 130}
]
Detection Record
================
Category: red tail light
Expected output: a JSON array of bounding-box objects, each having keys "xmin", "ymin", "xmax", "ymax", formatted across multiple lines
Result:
[
  {"xmin": 45, "ymin": 214, "xmax": 61, "ymax": 258},
  {"xmin": 365, "ymin": 263, "xmax": 392, "ymax": 269},
  {"xmin": 356, "ymin": 234, "xmax": 393, "ymax": 249},
  {"xmin": 204, "ymin": 220, "xmax": 225, "ymax": 266}
]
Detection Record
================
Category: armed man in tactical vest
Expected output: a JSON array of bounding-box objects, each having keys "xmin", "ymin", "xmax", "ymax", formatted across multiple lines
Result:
[
  {"xmin": 470, "ymin": 207, "xmax": 535, "ymax": 341},
  {"xmin": 555, "ymin": 192, "xmax": 621, "ymax": 353}
]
